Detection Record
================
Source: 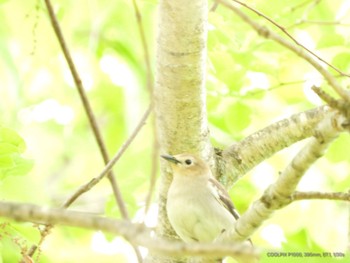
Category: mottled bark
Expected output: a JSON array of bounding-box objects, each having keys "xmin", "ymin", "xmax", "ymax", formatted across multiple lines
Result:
[{"xmin": 150, "ymin": 0, "xmax": 211, "ymax": 262}]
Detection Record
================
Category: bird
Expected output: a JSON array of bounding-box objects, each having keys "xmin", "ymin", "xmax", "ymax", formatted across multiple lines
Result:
[{"xmin": 162, "ymin": 153, "xmax": 242, "ymax": 244}]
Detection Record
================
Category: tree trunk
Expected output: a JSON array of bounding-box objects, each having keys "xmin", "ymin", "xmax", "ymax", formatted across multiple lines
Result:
[{"xmin": 147, "ymin": 0, "xmax": 210, "ymax": 262}]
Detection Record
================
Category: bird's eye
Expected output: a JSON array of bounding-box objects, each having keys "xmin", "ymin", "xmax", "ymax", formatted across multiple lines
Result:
[{"xmin": 184, "ymin": 159, "xmax": 192, "ymax": 165}]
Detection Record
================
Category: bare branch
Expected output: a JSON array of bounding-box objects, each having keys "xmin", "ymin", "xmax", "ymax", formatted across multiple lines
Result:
[
  {"xmin": 221, "ymin": 106, "xmax": 332, "ymax": 185},
  {"xmin": 292, "ymin": 191, "xmax": 350, "ymax": 202},
  {"xmin": 33, "ymin": 0, "xmax": 142, "ymax": 259},
  {"xmin": 43, "ymin": 0, "xmax": 131, "ymax": 217},
  {"xmin": 63, "ymin": 105, "xmax": 152, "ymax": 208},
  {"xmin": 288, "ymin": 19, "xmax": 350, "ymax": 29},
  {"xmin": 43, "ymin": 0, "xmax": 138, "ymax": 230},
  {"xmin": 241, "ymin": 74, "xmax": 347, "ymax": 98},
  {"xmin": 312, "ymin": 86, "xmax": 341, "ymax": 108},
  {"xmin": 131, "ymin": 0, "xmax": 153, "ymax": 95},
  {"xmin": 219, "ymin": 111, "xmax": 347, "ymax": 242},
  {"xmin": 217, "ymin": 0, "xmax": 350, "ymax": 101},
  {"xmin": 144, "ymin": 137, "xmax": 160, "ymax": 215},
  {"xmin": 129, "ymin": 0, "xmax": 159, "ymax": 221},
  {"xmin": 285, "ymin": 0, "xmax": 320, "ymax": 14},
  {"xmin": 312, "ymin": 86, "xmax": 350, "ymax": 118},
  {"xmin": 0, "ymin": 202, "xmax": 257, "ymax": 259},
  {"xmin": 231, "ymin": 0, "xmax": 349, "ymax": 78},
  {"xmin": 22, "ymin": 103, "xmax": 150, "ymax": 261}
]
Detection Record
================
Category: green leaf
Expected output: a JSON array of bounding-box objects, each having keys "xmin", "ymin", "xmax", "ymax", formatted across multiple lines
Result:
[
  {"xmin": 318, "ymin": 33, "xmax": 344, "ymax": 48},
  {"xmin": 105, "ymin": 195, "xmax": 121, "ymax": 219},
  {"xmin": 224, "ymin": 101, "xmax": 252, "ymax": 132},
  {"xmin": 0, "ymin": 155, "xmax": 34, "ymax": 179},
  {"xmin": 325, "ymin": 134, "xmax": 350, "ymax": 162},
  {"xmin": 209, "ymin": 52, "xmax": 246, "ymax": 92},
  {"xmin": 0, "ymin": 142, "xmax": 20, "ymax": 155},
  {"xmin": 208, "ymin": 97, "xmax": 252, "ymax": 139},
  {"xmin": 282, "ymin": 229, "xmax": 316, "ymax": 250},
  {"xmin": 0, "ymin": 127, "xmax": 26, "ymax": 153},
  {"xmin": 332, "ymin": 52, "xmax": 350, "ymax": 71},
  {"xmin": 0, "ymin": 127, "xmax": 34, "ymax": 179},
  {"xmin": 0, "ymin": 155, "xmax": 14, "ymax": 168}
]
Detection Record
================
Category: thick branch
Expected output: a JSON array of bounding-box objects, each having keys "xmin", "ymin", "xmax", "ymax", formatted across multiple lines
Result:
[
  {"xmin": 221, "ymin": 106, "xmax": 331, "ymax": 185},
  {"xmin": 219, "ymin": 111, "xmax": 346, "ymax": 242},
  {"xmin": 0, "ymin": 202, "xmax": 255, "ymax": 259}
]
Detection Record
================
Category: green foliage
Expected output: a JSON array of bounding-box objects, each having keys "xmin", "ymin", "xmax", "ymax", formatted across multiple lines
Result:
[
  {"xmin": 282, "ymin": 229, "xmax": 323, "ymax": 251},
  {"xmin": 208, "ymin": 96, "xmax": 252, "ymax": 140},
  {"xmin": 332, "ymin": 52, "xmax": 350, "ymax": 72},
  {"xmin": 326, "ymin": 134, "xmax": 350, "ymax": 163},
  {"xmin": 0, "ymin": 222, "xmax": 40, "ymax": 263},
  {"xmin": 1, "ymin": 0, "xmax": 350, "ymax": 262},
  {"xmin": 0, "ymin": 127, "xmax": 33, "ymax": 179}
]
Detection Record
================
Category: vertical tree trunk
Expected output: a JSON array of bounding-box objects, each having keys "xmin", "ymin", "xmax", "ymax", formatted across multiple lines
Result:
[
  {"xmin": 147, "ymin": 0, "xmax": 210, "ymax": 262},
  {"xmin": 155, "ymin": 0, "xmax": 210, "ymax": 156}
]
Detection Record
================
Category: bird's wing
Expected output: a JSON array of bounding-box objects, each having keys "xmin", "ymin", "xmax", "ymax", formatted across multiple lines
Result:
[
  {"xmin": 209, "ymin": 178, "xmax": 254, "ymax": 246},
  {"xmin": 208, "ymin": 178, "xmax": 240, "ymax": 220}
]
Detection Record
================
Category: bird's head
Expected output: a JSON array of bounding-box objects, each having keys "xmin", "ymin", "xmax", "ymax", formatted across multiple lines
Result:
[{"xmin": 161, "ymin": 153, "xmax": 210, "ymax": 178}]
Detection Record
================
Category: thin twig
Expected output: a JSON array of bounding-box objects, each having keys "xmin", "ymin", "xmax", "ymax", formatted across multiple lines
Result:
[
  {"xmin": 235, "ymin": 74, "xmax": 345, "ymax": 98},
  {"xmin": 25, "ymin": 105, "xmax": 151, "ymax": 261},
  {"xmin": 231, "ymin": 0, "xmax": 350, "ymax": 79},
  {"xmin": 130, "ymin": 0, "xmax": 159, "ymax": 217},
  {"xmin": 288, "ymin": 20, "xmax": 350, "ymax": 29},
  {"xmin": 28, "ymin": 2, "xmax": 147, "ymax": 260},
  {"xmin": 285, "ymin": 0, "xmax": 319, "ymax": 14},
  {"xmin": 131, "ymin": 0, "xmax": 153, "ymax": 95},
  {"xmin": 219, "ymin": 0, "xmax": 350, "ymax": 101},
  {"xmin": 63, "ymin": 105, "xmax": 152, "ymax": 208},
  {"xmin": 25, "ymin": 105, "xmax": 151, "ymax": 260},
  {"xmin": 43, "ymin": 0, "xmax": 129, "ymax": 218},
  {"xmin": 144, "ymin": 130, "xmax": 159, "ymax": 215},
  {"xmin": 348, "ymin": 189, "xmax": 350, "ymax": 252},
  {"xmin": 292, "ymin": 191, "xmax": 350, "ymax": 202}
]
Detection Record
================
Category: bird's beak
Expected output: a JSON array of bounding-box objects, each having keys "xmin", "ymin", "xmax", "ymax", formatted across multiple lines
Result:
[{"xmin": 161, "ymin": 154, "xmax": 181, "ymax": 164}]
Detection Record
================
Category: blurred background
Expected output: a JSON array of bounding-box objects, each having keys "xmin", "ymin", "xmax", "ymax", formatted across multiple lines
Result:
[{"xmin": 0, "ymin": 0, "xmax": 350, "ymax": 262}]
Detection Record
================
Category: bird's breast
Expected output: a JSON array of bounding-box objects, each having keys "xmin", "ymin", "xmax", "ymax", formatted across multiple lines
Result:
[{"xmin": 166, "ymin": 177, "xmax": 235, "ymax": 242}]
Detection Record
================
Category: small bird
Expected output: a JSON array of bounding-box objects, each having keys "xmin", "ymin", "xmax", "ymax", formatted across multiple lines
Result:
[{"xmin": 162, "ymin": 153, "xmax": 241, "ymax": 244}]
